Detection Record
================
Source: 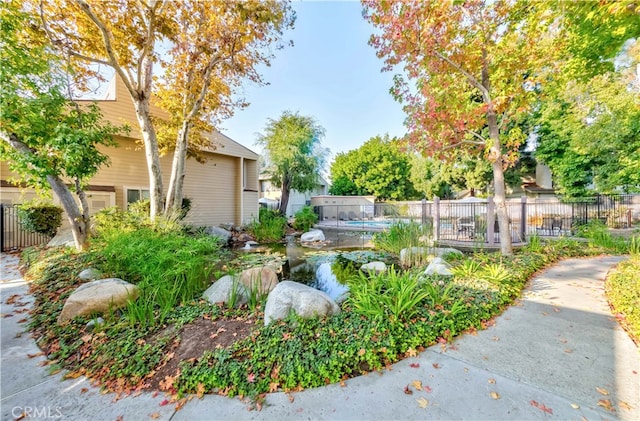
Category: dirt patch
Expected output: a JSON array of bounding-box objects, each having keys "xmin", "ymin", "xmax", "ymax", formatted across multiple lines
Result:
[{"xmin": 147, "ymin": 317, "xmax": 257, "ymax": 391}]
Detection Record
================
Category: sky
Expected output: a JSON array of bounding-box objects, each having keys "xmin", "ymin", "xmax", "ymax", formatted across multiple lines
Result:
[{"xmin": 219, "ymin": 0, "xmax": 408, "ymax": 165}]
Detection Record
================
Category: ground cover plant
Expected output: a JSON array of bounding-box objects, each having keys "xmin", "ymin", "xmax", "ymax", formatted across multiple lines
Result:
[
  {"xmin": 605, "ymin": 236, "xmax": 640, "ymax": 344},
  {"xmin": 21, "ymin": 213, "xmax": 638, "ymax": 402}
]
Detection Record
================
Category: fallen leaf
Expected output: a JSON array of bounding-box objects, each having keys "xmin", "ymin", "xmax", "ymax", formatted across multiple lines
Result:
[
  {"xmin": 357, "ymin": 348, "xmax": 366, "ymax": 356},
  {"xmin": 490, "ymin": 391, "xmax": 500, "ymax": 400},
  {"xmin": 488, "ymin": 378, "xmax": 496, "ymax": 384},
  {"xmin": 553, "ymin": 307, "xmax": 561, "ymax": 312},
  {"xmin": 491, "ymin": 336, "xmax": 500, "ymax": 341},
  {"xmin": 409, "ymin": 363, "xmax": 420, "ymax": 368},
  {"xmin": 596, "ymin": 386, "xmax": 609, "ymax": 396},
  {"xmin": 27, "ymin": 352, "xmax": 45, "ymax": 358},
  {"xmin": 115, "ymin": 416, "xmax": 123, "ymax": 421},
  {"xmin": 597, "ymin": 399, "xmax": 615, "ymax": 412},
  {"xmin": 196, "ymin": 383, "xmax": 205, "ymax": 398},
  {"xmin": 149, "ymin": 413, "xmax": 160, "ymax": 419},
  {"xmin": 564, "ymin": 348, "xmax": 573, "ymax": 353},
  {"xmin": 288, "ymin": 394, "xmax": 295, "ymax": 403},
  {"xmin": 432, "ymin": 363, "xmax": 441, "ymax": 369},
  {"xmin": 424, "ymin": 385, "xmax": 433, "ymax": 393},
  {"xmin": 530, "ymin": 400, "xmax": 553, "ymax": 414},
  {"xmin": 570, "ymin": 403, "xmax": 580, "ymax": 409},
  {"xmin": 619, "ymin": 400, "xmax": 632, "ymax": 411},
  {"xmin": 403, "ymin": 385, "xmax": 413, "ymax": 395},
  {"xmin": 269, "ymin": 382, "xmax": 279, "ymax": 393},
  {"xmin": 80, "ymin": 388, "xmax": 89, "ymax": 394},
  {"xmin": 416, "ymin": 397, "xmax": 429, "ymax": 409},
  {"xmin": 412, "ymin": 380, "xmax": 423, "ymax": 390},
  {"xmin": 159, "ymin": 399, "xmax": 169, "ymax": 406},
  {"xmin": 247, "ymin": 373, "xmax": 255, "ymax": 383},
  {"xmin": 406, "ymin": 348, "xmax": 418, "ymax": 357}
]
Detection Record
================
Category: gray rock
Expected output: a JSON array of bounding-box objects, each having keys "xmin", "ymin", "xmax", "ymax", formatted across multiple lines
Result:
[
  {"xmin": 47, "ymin": 229, "xmax": 75, "ymax": 248},
  {"xmin": 202, "ymin": 275, "xmax": 248, "ymax": 307},
  {"xmin": 424, "ymin": 257, "xmax": 453, "ymax": 276},
  {"xmin": 85, "ymin": 317, "xmax": 105, "ymax": 330},
  {"xmin": 239, "ymin": 267, "xmax": 279, "ymax": 295},
  {"xmin": 300, "ymin": 229, "xmax": 325, "ymax": 242},
  {"xmin": 264, "ymin": 281, "xmax": 341, "ymax": 326},
  {"xmin": 205, "ymin": 226, "xmax": 232, "ymax": 243},
  {"xmin": 78, "ymin": 268, "xmax": 102, "ymax": 281},
  {"xmin": 58, "ymin": 278, "xmax": 140, "ymax": 324},
  {"xmin": 360, "ymin": 261, "xmax": 387, "ymax": 274}
]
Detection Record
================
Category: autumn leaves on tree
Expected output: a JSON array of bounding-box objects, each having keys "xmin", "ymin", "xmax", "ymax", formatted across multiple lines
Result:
[{"xmin": 33, "ymin": 0, "xmax": 294, "ymax": 219}]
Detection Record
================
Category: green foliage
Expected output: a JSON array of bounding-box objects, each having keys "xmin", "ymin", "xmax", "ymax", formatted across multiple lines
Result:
[
  {"xmin": 292, "ymin": 206, "xmax": 318, "ymax": 232},
  {"xmin": 576, "ymin": 220, "xmax": 629, "ymax": 254},
  {"xmin": 606, "ymin": 256, "xmax": 640, "ymax": 343},
  {"xmin": 89, "ymin": 212, "xmax": 222, "ymax": 326},
  {"xmin": 535, "ymin": 74, "xmax": 640, "ymax": 196},
  {"xmin": 247, "ymin": 207, "xmax": 287, "ymax": 242},
  {"xmin": 373, "ymin": 221, "xmax": 432, "ymax": 256},
  {"xmin": 257, "ymin": 111, "xmax": 327, "ymax": 215},
  {"xmin": 346, "ymin": 268, "xmax": 430, "ymax": 322},
  {"xmin": 16, "ymin": 202, "xmax": 62, "ymax": 236},
  {"xmin": 93, "ymin": 205, "xmax": 184, "ymax": 236},
  {"xmin": 329, "ymin": 135, "xmax": 420, "ymax": 200}
]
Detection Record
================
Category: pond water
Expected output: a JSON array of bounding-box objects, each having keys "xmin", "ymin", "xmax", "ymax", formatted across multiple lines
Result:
[{"xmin": 234, "ymin": 230, "xmax": 388, "ymax": 301}]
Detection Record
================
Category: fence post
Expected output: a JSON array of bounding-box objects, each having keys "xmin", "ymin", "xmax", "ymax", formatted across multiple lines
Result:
[
  {"xmin": 487, "ymin": 196, "xmax": 495, "ymax": 244},
  {"xmin": 0, "ymin": 204, "xmax": 4, "ymax": 252},
  {"xmin": 520, "ymin": 196, "xmax": 527, "ymax": 242},
  {"xmin": 433, "ymin": 196, "xmax": 440, "ymax": 241},
  {"xmin": 421, "ymin": 198, "xmax": 426, "ymax": 226}
]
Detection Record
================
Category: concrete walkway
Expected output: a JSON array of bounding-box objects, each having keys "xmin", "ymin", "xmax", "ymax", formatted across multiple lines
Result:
[{"xmin": 1, "ymin": 253, "xmax": 638, "ymax": 420}]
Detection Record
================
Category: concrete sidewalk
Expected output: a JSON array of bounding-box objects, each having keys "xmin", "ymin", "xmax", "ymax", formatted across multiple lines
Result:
[{"xmin": 1, "ymin": 253, "xmax": 638, "ymax": 420}]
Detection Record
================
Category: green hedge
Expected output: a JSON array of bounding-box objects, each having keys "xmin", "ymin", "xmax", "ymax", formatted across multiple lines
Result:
[{"xmin": 17, "ymin": 203, "xmax": 63, "ymax": 236}]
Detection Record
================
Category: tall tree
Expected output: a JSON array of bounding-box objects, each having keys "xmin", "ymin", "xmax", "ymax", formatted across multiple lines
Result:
[
  {"xmin": 257, "ymin": 111, "xmax": 327, "ymax": 215},
  {"xmin": 363, "ymin": 0, "xmax": 554, "ymax": 254},
  {"xmin": 157, "ymin": 0, "xmax": 294, "ymax": 214},
  {"xmin": 0, "ymin": 1, "xmax": 124, "ymax": 250},
  {"xmin": 35, "ymin": 0, "xmax": 169, "ymax": 218},
  {"xmin": 535, "ymin": 73, "xmax": 640, "ymax": 196},
  {"xmin": 329, "ymin": 135, "xmax": 419, "ymax": 200}
]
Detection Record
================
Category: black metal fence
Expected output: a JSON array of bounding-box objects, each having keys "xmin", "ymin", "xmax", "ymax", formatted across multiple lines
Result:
[
  {"xmin": 311, "ymin": 194, "xmax": 639, "ymax": 244},
  {"xmin": 1, "ymin": 204, "xmax": 53, "ymax": 252}
]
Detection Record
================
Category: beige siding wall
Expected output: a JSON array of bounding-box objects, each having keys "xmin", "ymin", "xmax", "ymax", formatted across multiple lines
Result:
[{"xmin": 1, "ymin": 137, "xmax": 257, "ymax": 227}]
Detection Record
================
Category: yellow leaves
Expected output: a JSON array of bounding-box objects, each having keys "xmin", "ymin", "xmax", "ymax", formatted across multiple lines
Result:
[
  {"xmin": 357, "ymin": 348, "xmax": 366, "ymax": 356},
  {"xmin": 405, "ymin": 348, "xmax": 418, "ymax": 357},
  {"xmin": 196, "ymin": 383, "xmax": 205, "ymax": 398},
  {"xmin": 490, "ymin": 391, "xmax": 500, "ymax": 400},
  {"xmin": 570, "ymin": 403, "xmax": 580, "ymax": 409},
  {"xmin": 412, "ymin": 380, "xmax": 423, "ymax": 390},
  {"xmin": 597, "ymin": 399, "xmax": 615, "ymax": 412},
  {"xmin": 595, "ymin": 386, "xmax": 609, "ymax": 396},
  {"xmin": 487, "ymin": 378, "xmax": 496, "ymax": 384},
  {"xmin": 416, "ymin": 397, "xmax": 429, "ymax": 408}
]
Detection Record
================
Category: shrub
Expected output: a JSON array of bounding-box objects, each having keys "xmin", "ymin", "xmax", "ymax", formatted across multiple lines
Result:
[
  {"xmin": 246, "ymin": 208, "xmax": 287, "ymax": 242},
  {"xmin": 606, "ymin": 256, "xmax": 640, "ymax": 343},
  {"xmin": 293, "ymin": 206, "xmax": 318, "ymax": 232},
  {"xmin": 373, "ymin": 221, "xmax": 432, "ymax": 255},
  {"xmin": 17, "ymin": 202, "xmax": 63, "ymax": 236}
]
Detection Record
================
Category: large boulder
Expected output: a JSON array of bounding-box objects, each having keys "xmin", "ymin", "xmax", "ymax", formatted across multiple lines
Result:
[
  {"xmin": 202, "ymin": 275, "xmax": 248, "ymax": 307},
  {"xmin": 205, "ymin": 226, "xmax": 232, "ymax": 244},
  {"xmin": 360, "ymin": 261, "xmax": 387, "ymax": 274},
  {"xmin": 58, "ymin": 278, "xmax": 139, "ymax": 324},
  {"xmin": 78, "ymin": 268, "xmax": 102, "ymax": 281},
  {"xmin": 47, "ymin": 229, "xmax": 75, "ymax": 248},
  {"xmin": 300, "ymin": 229, "xmax": 325, "ymax": 243},
  {"xmin": 239, "ymin": 267, "xmax": 279, "ymax": 295},
  {"xmin": 264, "ymin": 281, "xmax": 341, "ymax": 326},
  {"xmin": 424, "ymin": 257, "xmax": 453, "ymax": 276}
]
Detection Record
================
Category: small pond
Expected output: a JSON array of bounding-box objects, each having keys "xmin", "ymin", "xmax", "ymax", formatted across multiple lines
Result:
[{"xmin": 233, "ymin": 230, "xmax": 396, "ymax": 301}]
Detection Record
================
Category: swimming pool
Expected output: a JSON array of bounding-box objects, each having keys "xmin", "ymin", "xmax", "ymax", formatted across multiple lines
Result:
[{"xmin": 344, "ymin": 220, "xmax": 393, "ymax": 227}]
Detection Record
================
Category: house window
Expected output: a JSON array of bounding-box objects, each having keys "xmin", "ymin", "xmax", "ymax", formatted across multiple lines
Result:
[{"xmin": 125, "ymin": 188, "xmax": 150, "ymax": 206}]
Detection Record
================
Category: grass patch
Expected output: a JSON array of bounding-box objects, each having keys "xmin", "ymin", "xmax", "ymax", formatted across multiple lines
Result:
[{"xmin": 246, "ymin": 208, "xmax": 287, "ymax": 242}]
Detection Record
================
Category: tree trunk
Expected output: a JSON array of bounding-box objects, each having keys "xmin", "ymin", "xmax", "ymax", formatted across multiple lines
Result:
[
  {"xmin": 279, "ymin": 176, "xmax": 291, "ymax": 216},
  {"xmin": 487, "ymin": 111, "xmax": 513, "ymax": 255},
  {"xmin": 165, "ymin": 121, "xmax": 190, "ymax": 216},
  {"xmin": 132, "ymin": 97, "xmax": 164, "ymax": 219},
  {"xmin": 46, "ymin": 175, "xmax": 88, "ymax": 251}
]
